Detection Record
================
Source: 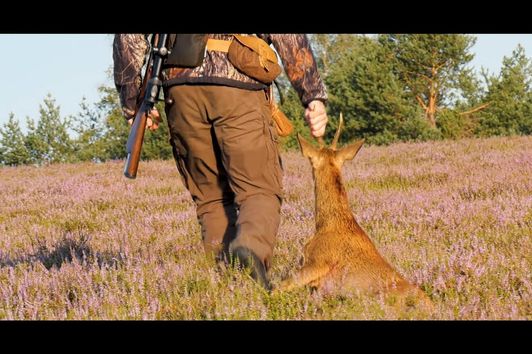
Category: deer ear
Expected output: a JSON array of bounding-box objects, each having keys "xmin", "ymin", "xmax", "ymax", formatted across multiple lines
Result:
[
  {"xmin": 297, "ymin": 133, "xmax": 319, "ymax": 160},
  {"xmin": 336, "ymin": 139, "xmax": 364, "ymax": 163}
]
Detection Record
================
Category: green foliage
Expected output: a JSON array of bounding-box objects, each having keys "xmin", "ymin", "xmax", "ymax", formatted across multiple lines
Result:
[
  {"xmin": 2, "ymin": 35, "xmax": 532, "ymax": 164},
  {"xmin": 398, "ymin": 116, "xmax": 442, "ymax": 142},
  {"xmin": 0, "ymin": 113, "xmax": 31, "ymax": 166},
  {"xmin": 437, "ymin": 109, "xmax": 476, "ymax": 139},
  {"xmin": 455, "ymin": 67, "xmax": 484, "ymax": 109},
  {"xmin": 378, "ymin": 34, "xmax": 477, "ymax": 128},
  {"xmin": 71, "ymin": 97, "xmax": 106, "ymax": 162},
  {"xmin": 379, "ymin": 34, "xmax": 477, "ymax": 103},
  {"xmin": 324, "ymin": 35, "xmax": 420, "ymax": 145},
  {"xmin": 277, "ymin": 83, "xmax": 307, "ymax": 150},
  {"xmin": 0, "ymin": 86, "xmax": 172, "ymax": 167},
  {"xmin": 24, "ymin": 94, "xmax": 75, "ymax": 164},
  {"xmin": 476, "ymin": 45, "xmax": 532, "ymax": 136},
  {"xmin": 267, "ymin": 35, "xmax": 531, "ymax": 148},
  {"xmin": 97, "ymin": 85, "xmax": 130, "ymax": 160}
]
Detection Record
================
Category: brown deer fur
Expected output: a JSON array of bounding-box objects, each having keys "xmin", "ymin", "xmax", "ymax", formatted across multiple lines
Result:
[{"xmin": 275, "ymin": 115, "xmax": 433, "ymax": 311}]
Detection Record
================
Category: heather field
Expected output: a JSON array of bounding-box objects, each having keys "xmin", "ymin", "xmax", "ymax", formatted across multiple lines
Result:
[{"xmin": 0, "ymin": 136, "xmax": 530, "ymax": 320}]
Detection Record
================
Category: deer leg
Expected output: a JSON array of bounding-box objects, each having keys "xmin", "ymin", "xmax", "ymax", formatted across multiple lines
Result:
[{"xmin": 274, "ymin": 264, "xmax": 330, "ymax": 293}]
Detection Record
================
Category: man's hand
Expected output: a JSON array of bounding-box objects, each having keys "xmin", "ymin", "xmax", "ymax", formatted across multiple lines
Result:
[
  {"xmin": 304, "ymin": 100, "xmax": 328, "ymax": 138},
  {"xmin": 127, "ymin": 108, "xmax": 161, "ymax": 131}
]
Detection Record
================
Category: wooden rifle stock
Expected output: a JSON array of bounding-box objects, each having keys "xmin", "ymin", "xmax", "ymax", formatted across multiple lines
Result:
[
  {"xmin": 124, "ymin": 103, "xmax": 149, "ymax": 179},
  {"xmin": 123, "ymin": 34, "xmax": 168, "ymax": 179}
]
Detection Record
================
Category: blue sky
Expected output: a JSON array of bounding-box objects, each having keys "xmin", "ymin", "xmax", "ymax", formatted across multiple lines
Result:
[
  {"xmin": 0, "ymin": 34, "xmax": 531, "ymax": 129},
  {"xmin": 0, "ymin": 34, "xmax": 114, "ymax": 129}
]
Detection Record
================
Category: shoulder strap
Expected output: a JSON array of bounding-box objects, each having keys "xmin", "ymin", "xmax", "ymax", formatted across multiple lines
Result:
[{"xmin": 205, "ymin": 38, "xmax": 232, "ymax": 52}]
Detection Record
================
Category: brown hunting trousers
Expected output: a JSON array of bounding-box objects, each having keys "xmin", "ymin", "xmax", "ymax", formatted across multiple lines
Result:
[{"xmin": 165, "ymin": 84, "xmax": 283, "ymax": 270}]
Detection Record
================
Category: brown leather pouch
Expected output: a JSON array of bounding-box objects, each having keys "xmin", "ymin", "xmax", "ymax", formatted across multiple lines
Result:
[
  {"xmin": 267, "ymin": 85, "xmax": 293, "ymax": 137},
  {"xmin": 228, "ymin": 35, "xmax": 282, "ymax": 84},
  {"xmin": 271, "ymin": 101, "xmax": 293, "ymax": 137}
]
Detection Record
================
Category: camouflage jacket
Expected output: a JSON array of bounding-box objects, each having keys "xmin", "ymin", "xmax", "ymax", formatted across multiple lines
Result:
[{"xmin": 113, "ymin": 34, "xmax": 328, "ymax": 119}]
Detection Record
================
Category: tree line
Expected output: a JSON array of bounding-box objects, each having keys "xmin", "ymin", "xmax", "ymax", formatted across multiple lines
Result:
[{"xmin": 1, "ymin": 34, "xmax": 531, "ymax": 166}]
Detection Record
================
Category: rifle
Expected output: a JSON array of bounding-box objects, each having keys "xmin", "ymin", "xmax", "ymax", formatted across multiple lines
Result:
[{"xmin": 124, "ymin": 33, "xmax": 169, "ymax": 179}]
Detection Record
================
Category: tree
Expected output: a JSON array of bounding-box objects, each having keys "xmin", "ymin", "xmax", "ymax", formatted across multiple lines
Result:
[
  {"xmin": 0, "ymin": 113, "xmax": 31, "ymax": 166},
  {"xmin": 476, "ymin": 45, "xmax": 532, "ymax": 136},
  {"xmin": 71, "ymin": 97, "xmax": 106, "ymax": 162},
  {"xmin": 278, "ymin": 35, "xmax": 372, "ymax": 147},
  {"xmin": 379, "ymin": 34, "xmax": 478, "ymax": 128},
  {"xmin": 97, "ymin": 85, "xmax": 130, "ymax": 160},
  {"xmin": 24, "ymin": 94, "xmax": 74, "ymax": 164},
  {"xmin": 325, "ymin": 35, "xmax": 423, "ymax": 145}
]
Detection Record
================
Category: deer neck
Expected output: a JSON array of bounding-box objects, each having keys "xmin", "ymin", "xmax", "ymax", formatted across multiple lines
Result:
[{"xmin": 314, "ymin": 164, "xmax": 354, "ymax": 231}]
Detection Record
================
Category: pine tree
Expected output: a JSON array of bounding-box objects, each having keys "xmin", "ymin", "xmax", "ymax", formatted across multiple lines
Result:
[
  {"xmin": 0, "ymin": 113, "xmax": 31, "ymax": 166},
  {"xmin": 476, "ymin": 45, "xmax": 532, "ymax": 136},
  {"xmin": 24, "ymin": 94, "xmax": 74, "ymax": 164},
  {"xmin": 71, "ymin": 97, "xmax": 106, "ymax": 162},
  {"xmin": 325, "ymin": 35, "xmax": 422, "ymax": 144},
  {"xmin": 97, "ymin": 85, "xmax": 130, "ymax": 160},
  {"xmin": 379, "ymin": 34, "xmax": 477, "ymax": 128}
]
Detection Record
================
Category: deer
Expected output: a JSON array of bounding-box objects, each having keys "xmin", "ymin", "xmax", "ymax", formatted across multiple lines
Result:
[{"xmin": 274, "ymin": 114, "xmax": 433, "ymax": 312}]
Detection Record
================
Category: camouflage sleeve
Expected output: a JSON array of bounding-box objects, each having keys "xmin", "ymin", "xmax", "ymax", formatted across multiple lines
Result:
[
  {"xmin": 268, "ymin": 34, "xmax": 328, "ymax": 107},
  {"xmin": 113, "ymin": 34, "xmax": 150, "ymax": 119}
]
